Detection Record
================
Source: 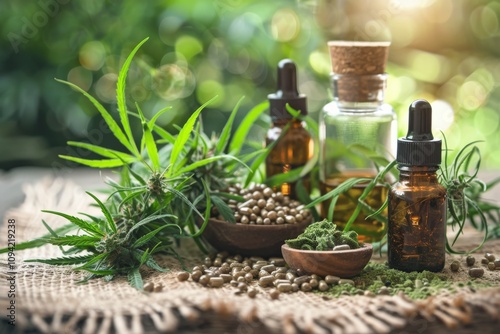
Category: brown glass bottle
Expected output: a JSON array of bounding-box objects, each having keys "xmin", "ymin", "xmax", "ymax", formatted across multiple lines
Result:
[
  {"xmin": 266, "ymin": 118, "xmax": 313, "ymax": 197},
  {"xmin": 388, "ymin": 100, "xmax": 446, "ymax": 272},
  {"xmin": 265, "ymin": 59, "xmax": 312, "ymax": 199}
]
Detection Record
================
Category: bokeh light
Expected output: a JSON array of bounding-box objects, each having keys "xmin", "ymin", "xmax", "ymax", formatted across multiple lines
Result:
[
  {"xmin": 175, "ymin": 35, "xmax": 203, "ymax": 61},
  {"xmin": 95, "ymin": 73, "xmax": 118, "ymax": 103},
  {"xmin": 405, "ymin": 50, "xmax": 450, "ymax": 84},
  {"xmin": 79, "ymin": 41, "xmax": 107, "ymax": 71},
  {"xmin": 431, "ymin": 100, "xmax": 454, "ymax": 132},
  {"xmin": 470, "ymin": 4, "xmax": 499, "ymax": 38},
  {"xmin": 271, "ymin": 9, "xmax": 300, "ymax": 42},
  {"xmin": 152, "ymin": 63, "xmax": 196, "ymax": 101},
  {"xmin": 196, "ymin": 80, "xmax": 225, "ymax": 107},
  {"xmin": 67, "ymin": 66, "xmax": 93, "ymax": 91},
  {"xmin": 394, "ymin": 0, "xmax": 436, "ymax": 9},
  {"xmin": 474, "ymin": 107, "xmax": 499, "ymax": 137},
  {"xmin": 2, "ymin": 0, "xmax": 500, "ymax": 169}
]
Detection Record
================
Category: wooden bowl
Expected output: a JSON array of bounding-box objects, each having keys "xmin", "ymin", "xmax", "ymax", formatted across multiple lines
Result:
[
  {"xmin": 201, "ymin": 218, "xmax": 312, "ymax": 258},
  {"xmin": 281, "ymin": 243, "xmax": 373, "ymax": 278}
]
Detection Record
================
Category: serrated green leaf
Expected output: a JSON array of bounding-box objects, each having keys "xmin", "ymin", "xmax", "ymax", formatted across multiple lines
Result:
[
  {"xmin": 139, "ymin": 248, "xmax": 150, "ymax": 266},
  {"xmin": 116, "ymin": 38, "xmax": 150, "ymax": 157},
  {"xmin": 343, "ymin": 160, "xmax": 397, "ymax": 232},
  {"xmin": 136, "ymin": 102, "xmax": 160, "ymax": 170},
  {"xmin": 366, "ymin": 196, "xmax": 389, "ymax": 220},
  {"xmin": 59, "ymin": 155, "xmax": 125, "ymax": 168},
  {"xmin": 82, "ymin": 268, "xmax": 116, "ymax": 276},
  {"xmin": 41, "ymin": 219, "xmax": 59, "ymax": 237},
  {"xmin": 120, "ymin": 165, "xmax": 132, "ymax": 188},
  {"xmin": 48, "ymin": 235, "xmax": 100, "ymax": 247},
  {"xmin": 174, "ymin": 154, "xmax": 249, "ymax": 176},
  {"xmin": 285, "ymin": 103, "xmax": 301, "ymax": 118},
  {"xmin": 145, "ymin": 125, "xmax": 160, "ymax": 170},
  {"xmin": 0, "ymin": 237, "xmax": 51, "ymax": 254},
  {"xmin": 132, "ymin": 225, "xmax": 171, "ymax": 248},
  {"xmin": 66, "ymin": 142, "xmax": 136, "ymax": 163},
  {"xmin": 125, "ymin": 215, "xmax": 178, "ymax": 240},
  {"xmin": 129, "ymin": 110, "xmax": 176, "ymax": 145},
  {"xmin": 190, "ymin": 178, "xmax": 212, "ymax": 238},
  {"xmin": 128, "ymin": 267, "xmax": 144, "ymax": 290},
  {"xmin": 118, "ymin": 189, "xmax": 146, "ymax": 210},
  {"xmin": 305, "ymin": 178, "xmax": 372, "ymax": 209},
  {"xmin": 128, "ymin": 165, "xmax": 147, "ymax": 185},
  {"xmin": 86, "ymin": 192, "xmax": 117, "ymax": 234},
  {"xmin": 244, "ymin": 122, "xmax": 288, "ymax": 187},
  {"xmin": 216, "ymin": 96, "xmax": 244, "ymax": 155},
  {"xmin": 55, "ymin": 78, "xmax": 134, "ymax": 154},
  {"xmin": 145, "ymin": 256, "xmax": 169, "ymax": 272},
  {"xmin": 42, "ymin": 210, "xmax": 105, "ymax": 237},
  {"xmin": 25, "ymin": 254, "xmax": 95, "ymax": 265},
  {"xmin": 0, "ymin": 223, "xmax": 76, "ymax": 254},
  {"xmin": 229, "ymin": 100, "xmax": 268, "ymax": 154},
  {"xmin": 165, "ymin": 186, "xmax": 203, "ymax": 219},
  {"xmin": 168, "ymin": 96, "xmax": 218, "ymax": 176},
  {"xmin": 265, "ymin": 167, "xmax": 303, "ymax": 187},
  {"xmin": 211, "ymin": 196, "xmax": 235, "ymax": 223},
  {"xmin": 74, "ymin": 252, "xmax": 107, "ymax": 270},
  {"xmin": 153, "ymin": 126, "xmax": 176, "ymax": 144},
  {"xmin": 148, "ymin": 106, "xmax": 172, "ymax": 129}
]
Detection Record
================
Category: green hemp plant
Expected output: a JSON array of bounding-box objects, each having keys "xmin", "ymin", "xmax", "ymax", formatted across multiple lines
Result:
[{"xmin": 0, "ymin": 38, "xmax": 272, "ymax": 289}]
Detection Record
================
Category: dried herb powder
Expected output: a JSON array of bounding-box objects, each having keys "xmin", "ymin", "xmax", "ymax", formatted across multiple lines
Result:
[
  {"xmin": 318, "ymin": 262, "xmax": 494, "ymax": 299},
  {"xmin": 285, "ymin": 219, "xmax": 360, "ymax": 251}
]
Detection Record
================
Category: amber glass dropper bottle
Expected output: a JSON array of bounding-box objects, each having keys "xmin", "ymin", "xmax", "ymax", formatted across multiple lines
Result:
[
  {"xmin": 266, "ymin": 59, "xmax": 313, "ymax": 199},
  {"xmin": 388, "ymin": 100, "xmax": 446, "ymax": 272}
]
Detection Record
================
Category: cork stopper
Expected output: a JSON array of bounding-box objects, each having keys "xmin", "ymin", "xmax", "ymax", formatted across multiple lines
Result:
[
  {"xmin": 327, "ymin": 41, "xmax": 390, "ymax": 75},
  {"xmin": 327, "ymin": 41, "xmax": 391, "ymax": 102}
]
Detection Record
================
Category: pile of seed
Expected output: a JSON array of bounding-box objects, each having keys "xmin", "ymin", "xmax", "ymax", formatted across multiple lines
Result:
[
  {"xmin": 177, "ymin": 252, "xmax": 353, "ymax": 299},
  {"xmin": 214, "ymin": 184, "xmax": 311, "ymax": 225},
  {"xmin": 177, "ymin": 254, "xmax": 499, "ymax": 300},
  {"xmin": 450, "ymin": 252, "xmax": 500, "ymax": 278}
]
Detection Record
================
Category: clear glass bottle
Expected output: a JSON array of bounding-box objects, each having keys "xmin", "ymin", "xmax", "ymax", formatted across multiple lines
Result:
[
  {"xmin": 266, "ymin": 59, "xmax": 313, "ymax": 199},
  {"xmin": 319, "ymin": 42, "xmax": 396, "ymax": 242},
  {"xmin": 388, "ymin": 100, "xmax": 446, "ymax": 272}
]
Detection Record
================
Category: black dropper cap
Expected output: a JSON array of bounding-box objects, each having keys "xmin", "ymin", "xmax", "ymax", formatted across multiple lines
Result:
[
  {"xmin": 397, "ymin": 100, "xmax": 442, "ymax": 166},
  {"xmin": 268, "ymin": 59, "xmax": 307, "ymax": 121}
]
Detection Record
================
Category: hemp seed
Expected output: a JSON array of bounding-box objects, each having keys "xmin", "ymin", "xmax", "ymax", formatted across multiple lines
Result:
[
  {"xmin": 177, "ymin": 271, "xmax": 190, "ymax": 282},
  {"xmin": 469, "ymin": 268, "xmax": 484, "ymax": 278}
]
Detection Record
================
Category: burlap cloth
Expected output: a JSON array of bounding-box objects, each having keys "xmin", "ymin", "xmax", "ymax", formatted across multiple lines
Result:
[{"xmin": 1, "ymin": 178, "xmax": 500, "ymax": 334}]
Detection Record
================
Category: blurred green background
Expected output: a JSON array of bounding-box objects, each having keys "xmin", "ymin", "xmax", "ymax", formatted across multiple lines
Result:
[{"xmin": 1, "ymin": 0, "xmax": 499, "ymax": 170}]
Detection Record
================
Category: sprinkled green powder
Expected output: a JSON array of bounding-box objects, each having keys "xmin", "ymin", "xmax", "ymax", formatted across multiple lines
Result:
[{"xmin": 318, "ymin": 262, "xmax": 495, "ymax": 299}]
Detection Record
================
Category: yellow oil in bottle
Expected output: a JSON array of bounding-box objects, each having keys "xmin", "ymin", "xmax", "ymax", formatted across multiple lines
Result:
[
  {"xmin": 320, "ymin": 172, "xmax": 387, "ymax": 242},
  {"xmin": 266, "ymin": 121, "xmax": 313, "ymax": 198}
]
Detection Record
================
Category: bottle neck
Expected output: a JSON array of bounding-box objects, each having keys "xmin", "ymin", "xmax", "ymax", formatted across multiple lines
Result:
[
  {"xmin": 332, "ymin": 73, "xmax": 387, "ymax": 109},
  {"xmin": 397, "ymin": 165, "xmax": 440, "ymax": 184},
  {"xmin": 272, "ymin": 118, "xmax": 304, "ymax": 128}
]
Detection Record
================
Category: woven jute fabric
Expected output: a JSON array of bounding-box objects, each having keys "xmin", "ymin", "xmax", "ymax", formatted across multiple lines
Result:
[{"xmin": 1, "ymin": 178, "xmax": 500, "ymax": 334}]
